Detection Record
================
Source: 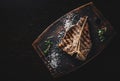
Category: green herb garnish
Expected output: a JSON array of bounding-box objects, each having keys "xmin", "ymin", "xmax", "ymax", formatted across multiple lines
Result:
[
  {"xmin": 43, "ymin": 39, "xmax": 53, "ymax": 55},
  {"xmin": 97, "ymin": 28, "xmax": 106, "ymax": 42}
]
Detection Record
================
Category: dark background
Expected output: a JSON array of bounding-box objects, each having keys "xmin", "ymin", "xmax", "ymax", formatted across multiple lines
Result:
[{"xmin": 1, "ymin": 0, "xmax": 120, "ymax": 81}]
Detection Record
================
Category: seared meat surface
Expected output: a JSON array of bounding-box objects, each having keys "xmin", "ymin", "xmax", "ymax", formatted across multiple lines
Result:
[{"xmin": 58, "ymin": 16, "xmax": 92, "ymax": 61}]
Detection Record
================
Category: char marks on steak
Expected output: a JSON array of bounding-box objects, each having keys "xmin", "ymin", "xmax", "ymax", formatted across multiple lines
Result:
[{"xmin": 58, "ymin": 16, "xmax": 92, "ymax": 61}]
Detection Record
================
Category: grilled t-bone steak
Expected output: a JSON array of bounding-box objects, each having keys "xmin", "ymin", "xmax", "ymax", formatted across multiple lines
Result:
[{"xmin": 58, "ymin": 16, "xmax": 92, "ymax": 61}]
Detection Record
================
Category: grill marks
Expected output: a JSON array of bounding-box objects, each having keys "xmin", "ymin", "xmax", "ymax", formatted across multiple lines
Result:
[{"xmin": 58, "ymin": 16, "xmax": 92, "ymax": 61}]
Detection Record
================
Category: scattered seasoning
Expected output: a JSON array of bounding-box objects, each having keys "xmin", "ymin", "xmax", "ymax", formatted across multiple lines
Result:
[
  {"xmin": 49, "ymin": 52, "xmax": 59, "ymax": 69},
  {"xmin": 47, "ymin": 46, "xmax": 61, "ymax": 69}
]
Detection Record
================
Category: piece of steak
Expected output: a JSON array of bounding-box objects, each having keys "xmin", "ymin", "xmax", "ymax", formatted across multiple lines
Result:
[{"xmin": 58, "ymin": 16, "xmax": 92, "ymax": 61}]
